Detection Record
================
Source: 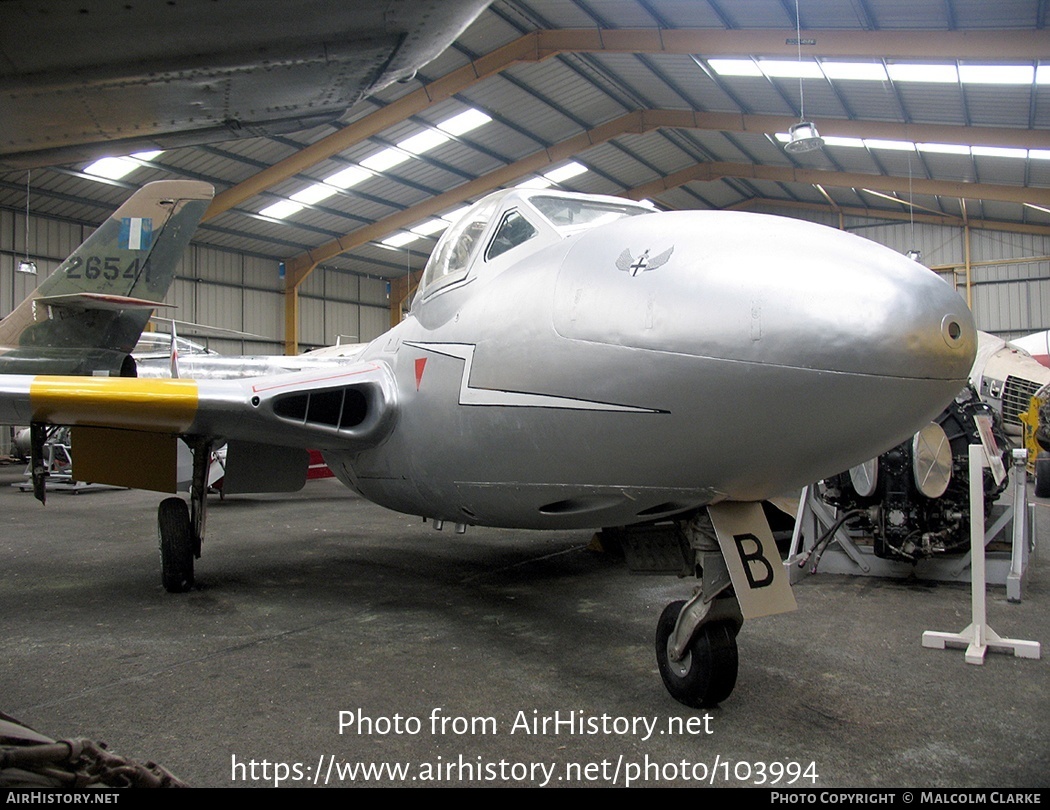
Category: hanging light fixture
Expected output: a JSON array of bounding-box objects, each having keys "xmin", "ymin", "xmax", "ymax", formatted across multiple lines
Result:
[
  {"xmin": 785, "ymin": 121, "xmax": 824, "ymax": 154},
  {"xmin": 783, "ymin": 0, "xmax": 824, "ymax": 154},
  {"xmin": 17, "ymin": 171, "xmax": 36, "ymax": 275}
]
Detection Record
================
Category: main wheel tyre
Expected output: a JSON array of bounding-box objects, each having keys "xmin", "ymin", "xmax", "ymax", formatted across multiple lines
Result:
[
  {"xmin": 1035, "ymin": 453, "xmax": 1050, "ymax": 499},
  {"xmin": 158, "ymin": 497, "xmax": 194, "ymax": 593},
  {"xmin": 655, "ymin": 600, "xmax": 738, "ymax": 708}
]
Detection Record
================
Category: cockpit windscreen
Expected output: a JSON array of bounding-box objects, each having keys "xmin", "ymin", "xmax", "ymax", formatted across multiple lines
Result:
[{"xmin": 529, "ymin": 196, "xmax": 650, "ymax": 231}]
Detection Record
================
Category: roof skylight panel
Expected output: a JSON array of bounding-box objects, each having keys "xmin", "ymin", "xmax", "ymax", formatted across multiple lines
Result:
[
  {"xmin": 819, "ymin": 136, "xmax": 866, "ymax": 148},
  {"xmin": 544, "ymin": 162, "xmax": 587, "ymax": 183},
  {"xmin": 411, "ymin": 219, "xmax": 449, "ymax": 236},
  {"xmin": 324, "ymin": 166, "xmax": 370, "ymax": 189},
  {"xmin": 886, "ymin": 64, "xmax": 959, "ymax": 83},
  {"xmin": 863, "ymin": 139, "xmax": 915, "ymax": 152},
  {"xmin": 819, "ymin": 62, "xmax": 888, "ymax": 81},
  {"xmin": 958, "ymin": 65, "xmax": 1034, "ymax": 84},
  {"xmin": 290, "ymin": 184, "xmax": 338, "ymax": 205},
  {"xmin": 707, "ymin": 59, "xmax": 763, "ymax": 77},
  {"xmin": 259, "ymin": 200, "xmax": 304, "ymax": 220},
  {"xmin": 397, "ymin": 129, "xmax": 450, "ymax": 155},
  {"xmin": 83, "ymin": 151, "xmax": 164, "ymax": 181},
  {"xmin": 515, "ymin": 177, "xmax": 553, "ymax": 189},
  {"xmin": 755, "ymin": 59, "xmax": 824, "ymax": 79},
  {"xmin": 971, "ymin": 146, "xmax": 1029, "ymax": 159},
  {"xmin": 380, "ymin": 232, "xmax": 419, "ymax": 248},
  {"xmin": 360, "ymin": 148, "xmax": 410, "ymax": 173},
  {"xmin": 438, "ymin": 108, "xmax": 492, "ymax": 136},
  {"xmin": 916, "ymin": 143, "xmax": 972, "ymax": 155}
]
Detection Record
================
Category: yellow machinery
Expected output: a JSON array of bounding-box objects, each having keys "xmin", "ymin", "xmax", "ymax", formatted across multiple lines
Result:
[{"xmin": 1019, "ymin": 383, "xmax": 1050, "ymax": 496}]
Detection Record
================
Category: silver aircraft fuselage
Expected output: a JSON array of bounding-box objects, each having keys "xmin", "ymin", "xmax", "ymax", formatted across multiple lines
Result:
[
  {"xmin": 323, "ymin": 190, "xmax": 976, "ymax": 530},
  {"xmin": 0, "ymin": 190, "xmax": 976, "ymax": 535}
]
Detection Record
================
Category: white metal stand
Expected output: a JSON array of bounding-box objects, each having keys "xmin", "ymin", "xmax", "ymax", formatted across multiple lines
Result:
[
  {"xmin": 921, "ymin": 446, "xmax": 1041, "ymax": 664},
  {"xmin": 15, "ymin": 430, "xmax": 95, "ymax": 493}
]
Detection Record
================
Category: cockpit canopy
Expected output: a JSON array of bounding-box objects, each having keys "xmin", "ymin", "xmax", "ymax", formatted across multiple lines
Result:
[{"xmin": 415, "ymin": 189, "xmax": 653, "ymax": 303}]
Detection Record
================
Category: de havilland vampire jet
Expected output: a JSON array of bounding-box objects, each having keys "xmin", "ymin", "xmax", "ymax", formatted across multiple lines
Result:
[{"xmin": 0, "ymin": 189, "xmax": 976, "ymax": 708}]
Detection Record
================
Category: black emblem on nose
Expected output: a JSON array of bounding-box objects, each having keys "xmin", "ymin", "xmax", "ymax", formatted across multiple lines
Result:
[{"xmin": 616, "ymin": 246, "xmax": 674, "ymax": 276}]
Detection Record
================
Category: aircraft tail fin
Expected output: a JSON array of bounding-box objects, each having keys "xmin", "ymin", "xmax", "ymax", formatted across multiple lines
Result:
[{"xmin": 0, "ymin": 181, "xmax": 214, "ymax": 367}]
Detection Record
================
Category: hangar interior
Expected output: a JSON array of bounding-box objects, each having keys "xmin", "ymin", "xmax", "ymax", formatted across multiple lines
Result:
[
  {"xmin": 1, "ymin": 0, "xmax": 1048, "ymax": 789},
  {"xmin": 2, "ymin": 0, "xmax": 1049, "ymax": 358}
]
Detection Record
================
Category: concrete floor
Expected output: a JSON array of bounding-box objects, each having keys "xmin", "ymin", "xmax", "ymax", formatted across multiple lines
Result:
[{"xmin": 0, "ymin": 462, "xmax": 1047, "ymax": 788}]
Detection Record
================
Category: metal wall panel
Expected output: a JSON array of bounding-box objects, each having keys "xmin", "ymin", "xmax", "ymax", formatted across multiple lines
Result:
[
  {"xmin": 299, "ymin": 296, "xmax": 326, "ymax": 347},
  {"xmin": 970, "ymin": 231, "xmax": 1049, "ymax": 264},
  {"xmin": 322, "ymin": 267, "xmax": 358, "ymax": 302},
  {"xmin": 29, "ymin": 218, "xmax": 83, "ymax": 264},
  {"xmin": 849, "ymin": 221, "xmax": 966, "ymax": 270},
  {"xmin": 1027, "ymin": 280, "xmax": 1050, "ymax": 334},
  {"xmin": 163, "ymin": 248, "xmax": 195, "ymax": 308},
  {"xmin": 195, "ymin": 246, "xmax": 242, "ymax": 285},
  {"xmin": 0, "ymin": 208, "xmax": 11, "ymax": 253},
  {"xmin": 1, "ymin": 210, "xmax": 86, "ymax": 316},
  {"xmin": 0, "ymin": 254, "xmax": 13, "ymax": 319},
  {"xmin": 0, "ymin": 210, "xmax": 12, "ymax": 316},
  {"xmin": 359, "ymin": 302, "xmax": 390, "ymax": 342},
  {"xmin": 244, "ymin": 255, "xmax": 282, "ymax": 291},
  {"xmin": 168, "ymin": 277, "xmax": 198, "ymax": 327},
  {"xmin": 243, "ymin": 288, "xmax": 282, "ymax": 344},
  {"xmin": 299, "ymin": 265, "xmax": 326, "ymax": 297},
  {"xmin": 207, "ymin": 338, "xmax": 250, "ymax": 356},
  {"xmin": 197, "ymin": 280, "xmax": 244, "ymax": 333},
  {"xmin": 360, "ymin": 277, "xmax": 390, "ymax": 308},
  {"xmin": 323, "ymin": 301, "xmax": 361, "ymax": 347}
]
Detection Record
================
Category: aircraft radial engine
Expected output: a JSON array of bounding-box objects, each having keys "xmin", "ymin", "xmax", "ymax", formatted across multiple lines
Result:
[
  {"xmin": 0, "ymin": 189, "xmax": 977, "ymax": 710},
  {"xmin": 820, "ymin": 385, "xmax": 1010, "ymax": 562}
]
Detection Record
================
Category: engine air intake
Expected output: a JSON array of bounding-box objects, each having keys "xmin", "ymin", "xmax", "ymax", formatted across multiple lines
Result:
[{"xmin": 272, "ymin": 387, "xmax": 368, "ymax": 430}]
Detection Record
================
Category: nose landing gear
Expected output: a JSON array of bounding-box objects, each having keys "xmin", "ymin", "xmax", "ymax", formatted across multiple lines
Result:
[
  {"xmin": 655, "ymin": 599, "xmax": 740, "ymax": 709},
  {"xmin": 611, "ymin": 504, "xmax": 792, "ymax": 708}
]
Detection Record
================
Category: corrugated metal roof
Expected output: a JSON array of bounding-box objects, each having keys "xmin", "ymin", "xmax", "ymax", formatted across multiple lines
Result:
[{"xmin": 0, "ymin": 0, "xmax": 1046, "ymax": 279}]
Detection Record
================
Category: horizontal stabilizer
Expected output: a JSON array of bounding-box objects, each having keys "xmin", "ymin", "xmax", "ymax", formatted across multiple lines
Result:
[{"xmin": 36, "ymin": 293, "xmax": 177, "ymax": 312}]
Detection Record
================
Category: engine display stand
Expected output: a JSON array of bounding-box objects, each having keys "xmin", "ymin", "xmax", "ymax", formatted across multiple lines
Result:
[
  {"xmin": 921, "ymin": 446, "xmax": 1040, "ymax": 664},
  {"xmin": 786, "ymin": 449, "xmax": 1037, "ymax": 602}
]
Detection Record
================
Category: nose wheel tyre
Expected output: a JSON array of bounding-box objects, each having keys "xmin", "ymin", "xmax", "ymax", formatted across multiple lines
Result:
[
  {"xmin": 655, "ymin": 600, "xmax": 738, "ymax": 708},
  {"xmin": 158, "ymin": 497, "xmax": 194, "ymax": 593}
]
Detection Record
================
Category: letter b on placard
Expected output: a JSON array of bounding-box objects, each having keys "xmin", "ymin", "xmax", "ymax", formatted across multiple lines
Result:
[
  {"xmin": 707, "ymin": 502, "xmax": 797, "ymax": 619},
  {"xmin": 732, "ymin": 533, "xmax": 774, "ymax": 589}
]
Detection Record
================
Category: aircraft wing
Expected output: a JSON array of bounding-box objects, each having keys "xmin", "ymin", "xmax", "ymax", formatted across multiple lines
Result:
[{"xmin": 0, "ymin": 361, "xmax": 398, "ymax": 454}]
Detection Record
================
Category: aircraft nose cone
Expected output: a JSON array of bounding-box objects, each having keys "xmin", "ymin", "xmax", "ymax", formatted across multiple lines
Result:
[{"xmin": 555, "ymin": 210, "xmax": 976, "ymax": 385}]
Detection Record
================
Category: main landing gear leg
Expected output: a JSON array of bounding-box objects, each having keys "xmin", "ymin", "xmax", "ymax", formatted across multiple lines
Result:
[
  {"xmin": 654, "ymin": 513, "xmax": 743, "ymax": 708},
  {"xmin": 158, "ymin": 437, "xmax": 212, "ymax": 593}
]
